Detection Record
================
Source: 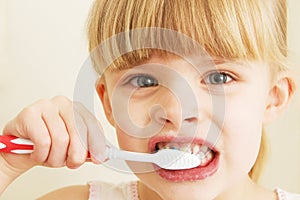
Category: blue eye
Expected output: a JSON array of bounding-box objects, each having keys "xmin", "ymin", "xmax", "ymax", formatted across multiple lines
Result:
[
  {"xmin": 129, "ymin": 75, "xmax": 159, "ymax": 88},
  {"xmin": 204, "ymin": 72, "xmax": 233, "ymax": 85}
]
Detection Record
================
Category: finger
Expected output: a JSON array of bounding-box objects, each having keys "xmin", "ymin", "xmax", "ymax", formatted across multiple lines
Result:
[
  {"xmin": 52, "ymin": 96, "xmax": 88, "ymax": 168},
  {"xmin": 65, "ymin": 109, "xmax": 88, "ymax": 169},
  {"xmin": 41, "ymin": 107, "xmax": 69, "ymax": 168},
  {"xmin": 74, "ymin": 102, "xmax": 106, "ymax": 164},
  {"xmin": 3, "ymin": 106, "xmax": 51, "ymax": 163}
]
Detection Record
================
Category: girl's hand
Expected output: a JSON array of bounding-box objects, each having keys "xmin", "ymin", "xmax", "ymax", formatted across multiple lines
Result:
[{"xmin": 1, "ymin": 96, "xmax": 106, "ymax": 176}]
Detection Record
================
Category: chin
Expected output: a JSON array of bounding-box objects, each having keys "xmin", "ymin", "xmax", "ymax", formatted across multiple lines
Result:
[{"xmin": 137, "ymin": 171, "xmax": 225, "ymax": 200}]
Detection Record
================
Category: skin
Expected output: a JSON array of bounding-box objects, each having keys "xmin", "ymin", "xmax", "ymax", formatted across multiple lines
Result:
[
  {"xmin": 0, "ymin": 55, "xmax": 293, "ymax": 199},
  {"xmin": 99, "ymin": 55, "xmax": 288, "ymax": 200}
]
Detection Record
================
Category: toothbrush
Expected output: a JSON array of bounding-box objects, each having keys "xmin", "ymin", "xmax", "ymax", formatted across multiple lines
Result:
[{"xmin": 0, "ymin": 135, "xmax": 200, "ymax": 170}]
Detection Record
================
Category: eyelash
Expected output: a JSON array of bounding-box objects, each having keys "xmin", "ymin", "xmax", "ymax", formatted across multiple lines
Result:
[
  {"xmin": 127, "ymin": 74, "xmax": 159, "ymax": 88},
  {"xmin": 201, "ymin": 71, "xmax": 235, "ymax": 85},
  {"xmin": 124, "ymin": 71, "xmax": 235, "ymax": 88}
]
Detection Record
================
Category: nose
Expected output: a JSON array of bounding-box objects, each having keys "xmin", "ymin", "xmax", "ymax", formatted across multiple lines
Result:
[{"xmin": 153, "ymin": 87, "xmax": 199, "ymax": 130}]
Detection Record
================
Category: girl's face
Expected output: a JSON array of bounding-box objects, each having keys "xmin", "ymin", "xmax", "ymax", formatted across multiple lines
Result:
[{"xmin": 100, "ymin": 55, "xmax": 273, "ymax": 199}]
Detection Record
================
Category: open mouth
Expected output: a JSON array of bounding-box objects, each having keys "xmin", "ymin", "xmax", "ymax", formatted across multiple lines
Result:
[
  {"xmin": 149, "ymin": 136, "xmax": 220, "ymax": 182},
  {"xmin": 155, "ymin": 142, "xmax": 216, "ymax": 167}
]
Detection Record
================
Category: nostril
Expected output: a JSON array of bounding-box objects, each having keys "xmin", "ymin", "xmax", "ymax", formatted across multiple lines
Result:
[
  {"xmin": 184, "ymin": 117, "xmax": 198, "ymax": 123},
  {"xmin": 157, "ymin": 118, "xmax": 172, "ymax": 125},
  {"xmin": 165, "ymin": 119, "xmax": 171, "ymax": 123}
]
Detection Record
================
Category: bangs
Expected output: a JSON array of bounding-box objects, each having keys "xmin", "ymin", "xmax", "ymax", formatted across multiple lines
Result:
[{"xmin": 87, "ymin": 0, "xmax": 287, "ymax": 73}]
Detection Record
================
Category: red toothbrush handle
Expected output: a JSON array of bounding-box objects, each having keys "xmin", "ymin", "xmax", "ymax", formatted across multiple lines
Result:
[
  {"xmin": 0, "ymin": 135, "xmax": 92, "ymax": 159},
  {"xmin": 0, "ymin": 135, "xmax": 34, "ymax": 154}
]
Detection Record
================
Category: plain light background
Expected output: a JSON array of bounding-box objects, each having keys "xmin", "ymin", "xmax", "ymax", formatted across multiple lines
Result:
[{"xmin": 0, "ymin": 0, "xmax": 299, "ymax": 199}]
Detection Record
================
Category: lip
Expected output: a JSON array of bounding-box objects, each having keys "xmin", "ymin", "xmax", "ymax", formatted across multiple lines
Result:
[{"xmin": 148, "ymin": 135, "xmax": 220, "ymax": 182}]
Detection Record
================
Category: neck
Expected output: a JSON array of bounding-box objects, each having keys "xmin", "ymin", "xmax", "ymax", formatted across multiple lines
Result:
[
  {"xmin": 214, "ymin": 176, "xmax": 254, "ymax": 200},
  {"xmin": 137, "ymin": 176, "xmax": 277, "ymax": 200},
  {"xmin": 138, "ymin": 181, "xmax": 162, "ymax": 200}
]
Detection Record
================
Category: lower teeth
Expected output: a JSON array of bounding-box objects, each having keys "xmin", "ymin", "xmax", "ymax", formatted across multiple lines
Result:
[{"xmin": 199, "ymin": 151, "xmax": 214, "ymax": 166}]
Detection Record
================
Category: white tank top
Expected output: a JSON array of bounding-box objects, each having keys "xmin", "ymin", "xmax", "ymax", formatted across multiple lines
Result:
[
  {"xmin": 88, "ymin": 181, "xmax": 139, "ymax": 200},
  {"xmin": 88, "ymin": 181, "xmax": 300, "ymax": 200}
]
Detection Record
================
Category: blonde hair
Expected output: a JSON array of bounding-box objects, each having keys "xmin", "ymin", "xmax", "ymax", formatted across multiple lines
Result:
[{"xmin": 87, "ymin": 0, "xmax": 288, "ymax": 181}]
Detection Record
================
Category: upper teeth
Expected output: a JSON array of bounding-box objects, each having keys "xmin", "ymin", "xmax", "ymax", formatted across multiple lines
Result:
[{"xmin": 157, "ymin": 143, "xmax": 210, "ymax": 153}]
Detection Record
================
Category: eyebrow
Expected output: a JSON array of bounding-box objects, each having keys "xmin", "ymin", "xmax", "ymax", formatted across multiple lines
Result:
[{"xmin": 212, "ymin": 58, "xmax": 252, "ymax": 68}]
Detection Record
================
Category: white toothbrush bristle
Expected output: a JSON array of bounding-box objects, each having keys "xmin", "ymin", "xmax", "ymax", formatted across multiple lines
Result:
[{"xmin": 156, "ymin": 149, "xmax": 200, "ymax": 170}]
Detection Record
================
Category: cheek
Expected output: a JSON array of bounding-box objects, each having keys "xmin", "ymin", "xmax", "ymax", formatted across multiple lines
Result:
[
  {"xmin": 128, "ymin": 99, "xmax": 151, "ymax": 126},
  {"xmin": 221, "ymin": 92, "xmax": 267, "ymax": 172},
  {"xmin": 116, "ymin": 127, "xmax": 148, "ymax": 152},
  {"xmin": 114, "ymin": 90, "xmax": 155, "ymax": 128},
  {"xmin": 224, "ymin": 128, "xmax": 262, "ymax": 173},
  {"xmin": 110, "ymin": 88, "xmax": 159, "ymax": 138}
]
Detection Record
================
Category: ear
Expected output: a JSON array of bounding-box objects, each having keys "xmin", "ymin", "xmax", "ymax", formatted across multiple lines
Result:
[
  {"xmin": 96, "ymin": 77, "xmax": 115, "ymax": 126},
  {"xmin": 263, "ymin": 73, "xmax": 295, "ymax": 124}
]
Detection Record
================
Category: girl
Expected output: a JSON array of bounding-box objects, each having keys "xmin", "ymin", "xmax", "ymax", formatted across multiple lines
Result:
[{"xmin": 1, "ymin": 0, "xmax": 299, "ymax": 199}]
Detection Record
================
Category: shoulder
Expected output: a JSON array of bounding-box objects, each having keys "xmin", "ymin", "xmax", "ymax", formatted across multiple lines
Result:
[
  {"xmin": 37, "ymin": 181, "xmax": 137, "ymax": 200},
  {"xmin": 37, "ymin": 185, "xmax": 90, "ymax": 200}
]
